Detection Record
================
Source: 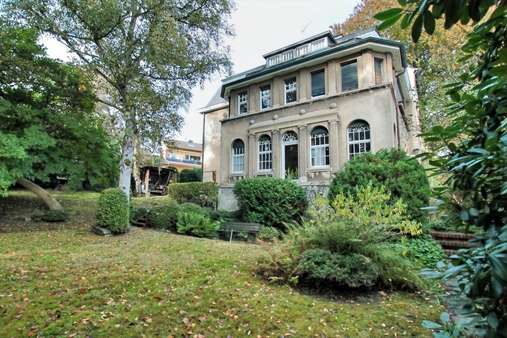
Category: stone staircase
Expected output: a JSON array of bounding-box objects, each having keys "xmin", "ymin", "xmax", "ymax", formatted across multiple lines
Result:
[{"xmin": 430, "ymin": 230, "xmax": 478, "ymax": 255}]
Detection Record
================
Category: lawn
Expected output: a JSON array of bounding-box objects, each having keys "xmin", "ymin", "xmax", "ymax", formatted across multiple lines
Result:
[{"xmin": 0, "ymin": 191, "xmax": 441, "ymax": 337}]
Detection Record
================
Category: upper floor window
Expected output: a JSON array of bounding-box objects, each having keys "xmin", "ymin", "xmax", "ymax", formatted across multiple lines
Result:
[
  {"xmin": 374, "ymin": 57, "xmax": 384, "ymax": 85},
  {"xmin": 260, "ymin": 85, "xmax": 272, "ymax": 110},
  {"xmin": 341, "ymin": 60, "xmax": 358, "ymax": 92},
  {"xmin": 310, "ymin": 126, "xmax": 329, "ymax": 167},
  {"xmin": 284, "ymin": 77, "xmax": 297, "ymax": 104},
  {"xmin": 258, "ymin": 134, "xmax": 272, "ymax": 171},
  {"xmin": 347, "ymin": 120, "xmax": 371, "ymax": 159},
  {"xmin": 238, "ymin": 91, "xmax": 248, "ymax": 114},
  {"xmin": 311, "ymin": 69, "xmax": 325, "ymax": 97},
  {"xmin": 231, "ymin": 139, "xmax": 245, "ymax": 174}
]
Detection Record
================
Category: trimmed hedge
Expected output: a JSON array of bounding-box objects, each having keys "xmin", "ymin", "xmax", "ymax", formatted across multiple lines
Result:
[
  {"xmin": 167, "ymin": 182, "xmax": 218, "ymax": 208},
  {"xmin": 131, "ymin": 197, "xmax": 180, "ymax": 231},
  {"xmin": 96, "ymin": 188, "xmax": 129, "ymax": 234},
  {"xmin": 234, "ymin": 177, "xmax": 307, "ymax": 229},
  {"xmin": 328, "ymin": 149, "xmax": 430, "ymax": 221},
  {"xmin": 179, "ymin": 168, "xmax": 203, "ymax": 182}
]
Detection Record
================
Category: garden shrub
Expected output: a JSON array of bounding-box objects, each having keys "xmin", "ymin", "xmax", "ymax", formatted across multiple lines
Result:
[
  {"xmin": 96, "ymin": 188, "xmax": 129, "ymax": 234},
  {"xmin": 258, "ymin": 226, "xmax": 280, "ymax": 242},
  {"xmin": 131, "ymin": 197, "xmax": 180, "ymax": 230},
  {"xmin": 167, "ymin": 182, "xmax": 218, "ymax": 208},
  {"xmin": 38, "ymin": 209, "xmax": 69, "ymax": 222},
  {"xmin": 234, "ymin": 177, "xmax": 307, "ymax": 229},
  {"xmin": 401, "ymin": 236, "xmax": 445, "ymax": 268},
  {"xmin": 258, "ymin": 186, "xmax": 425, "ymax": 291},
  {"xmin": 178, "ymin": 168, "xmax": 203, "ymax": 182},
  {"xmin": 176, "ymin": 203, "xmax": 220, "ymax": 238},
  {"xmin": 328, "ymin": 149, "xmax": 430, "ymax": 221}
]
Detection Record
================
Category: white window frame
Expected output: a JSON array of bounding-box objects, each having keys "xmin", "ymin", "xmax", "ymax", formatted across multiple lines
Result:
[
  {"xmin": 237, "ymin": 91, "xmax": 248, "ymax": 115},
  {"xmin": 257, "ymin": 135, "xmax": 273, "ymax": 172},
  {"xmin": 310, "ymin": 126, "xmax": 330, "ymax": 168},
  {"xmin": 259, "ymin": 85, "xmax": 272, "ymax": 110},
  {"xmin": 347, "ymin": 121, "xmax": 371, "ymax": 160},
  {"xmin": 284, "ymin": 78, "xmax": 297, "ymax": 105},
  {"xmin": 231, "ymin": 139, "xmax": 245, "ymax": 174}
]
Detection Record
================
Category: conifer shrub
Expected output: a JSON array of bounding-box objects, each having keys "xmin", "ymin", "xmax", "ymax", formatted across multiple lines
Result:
[
  {"xmin": 96, "ymin": 188, "xmax": 129, "ymax": 234},
  {"xmin": 328, "ymin": 149, "xmax": 430, "ymax": 221}
]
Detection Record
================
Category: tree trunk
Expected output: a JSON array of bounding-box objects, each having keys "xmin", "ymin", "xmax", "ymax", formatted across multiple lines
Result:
[
  {"xmin": 17, "ymin": 178, "xmax": 63, "ymax": 211},
  {"xmin": 132, "ymin": 135, "xmax": 142, "ymax": 196},
  {"xmin": 144, "ymin": 168, "xmax": 150, "ymax": 197},
  {"xmin": 119, "ymin": 130, "xmax": 135, "ymax": 200}
]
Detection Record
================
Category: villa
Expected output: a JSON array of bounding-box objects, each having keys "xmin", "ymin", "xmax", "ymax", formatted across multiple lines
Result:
[{"xmin": 200, "ymin": 28, "xmax": 422, "ymax": 210}]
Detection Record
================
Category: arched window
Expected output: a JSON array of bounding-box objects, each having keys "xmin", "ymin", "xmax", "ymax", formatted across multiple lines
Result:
[
  {"xmin": 347, "ymin": 120, "xmax": 371, "ymax": 159},
  {"xmin": 310, "ymin": 126, "xmax": 329, "ymax": 167},
  {"xmin": 258, "ymin": 134, "xmax": 272, "ymax": 171},
  {"xmin": 231, "ymin": 139, "xmax": 245, "ymax": 174}
]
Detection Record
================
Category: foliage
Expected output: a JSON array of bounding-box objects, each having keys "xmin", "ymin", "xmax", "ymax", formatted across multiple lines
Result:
[
  {"xmin": 179, "ymin": 168, "xmax": 203, "ymax": 183},
  {"xmin": 0, "ymin": 23, "xmax": 119, "ymax": 195},
  {"xmin": 131, "ymin": 196, "xmax": 180, "ymax": 230},
  {"xmin": 331, "ymin": 0, "xmax": 469, "ymax": 135},
  {"xmin": 96, "ymin": 188, "xmax": 129, "ymax": 234},
  {"xmin": 176, "ymin": 203, "xmax": 220, "ymax": 238},
  {"xmin": 167, "ymin": 182, "xmax": 218, "ymax": 208},
  {"xmin": 39, "ymin": 210, "xmax": 69, "ymax": 223},
  {"xmin": 329, "ymin": 149, "xmax": 431, "ymax": 221},
  {"xmin": 375, "ymin": 1, "xmax": 507, "ymax": 336},
  {"xmin": 234, "ymin": 177, "xmax": 307, "ymax": 229},
  {"xmin": 257, "ymin": 226, "xmax": 281, "ymax": 242},
  {"xmin": 3, "ymin": 0, "xmax": 233, "ymax": 198},
  {"xmin": 400, "ymin": 236, "xmax": 445, "ymax": 268},
  {"xmin": 259, "ymin": 188, "xmax": 425, "ymax": 291},
  {"xmin": 297, "ymin": 249, "xmax": 380, "ymax": 288}
]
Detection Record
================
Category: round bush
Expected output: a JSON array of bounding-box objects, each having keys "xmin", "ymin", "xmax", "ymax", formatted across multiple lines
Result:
[
  {"xmin": 234, "ymin": 177, "xmax": 307, "ymax": 229},
  {"xmin": 96, "ymin": 188, "xmax": 129, "ymax": 234},
  {"xmin": 148, "ymin": 200, "xmax": 180, "ymax": 231},
  {"xmin": 328, "ymin": 149, "xmax": 430, "ymax": 221},
  {"xmin": 258, "ymin": 226, "xmax": 281, "ymax": 242}
]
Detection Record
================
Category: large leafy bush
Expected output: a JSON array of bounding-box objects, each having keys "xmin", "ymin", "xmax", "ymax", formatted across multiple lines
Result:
[
  {"xmin": 259, "ymin": 186, "xmax": 425, "ymax": 290},
  {"xmin": 234, "ymin": 177, "xmax": 307, "ymax": 229},
  {"xmin": 132, "ymin": 196, "xmax": 180, "ymax": 230},
  {"xmin": 176, "ymin": 203, "xmax": 220, "ymax": 238},
  {"xmin": 96, "ymin": 188, "xmax": 129, "ymax": 234},
  {"xmin": 167, "ymin": 182, "xmax": 217, "ymax": 208},
  {"xmin": 401, "ymin": 236, "xmax": 445, "ymax": 268},
  {"xmin": 328, "ymin": 149, "xmax": 430, "ymax": 220}
]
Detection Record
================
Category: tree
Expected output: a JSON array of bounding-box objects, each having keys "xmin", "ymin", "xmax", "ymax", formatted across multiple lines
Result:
[
  {"xmin": 4, "ymin": 0, "xmax": 233, "ymax": 199},
  {"xmin": 0, "ymin": 24, "xmax": 119, "ymax": 209},
  {"xmin": 375, "ymin": 1, "xmax": 506, "ymax": 336},
  {"xmin": 331, "ymin": 0, "xmax": 470, "ymax": 136}
]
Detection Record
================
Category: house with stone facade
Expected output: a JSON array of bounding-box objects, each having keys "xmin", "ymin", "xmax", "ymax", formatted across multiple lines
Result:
[{"xmin": 200, "ymin": 28, "xmax": 422, "ymax": 210}]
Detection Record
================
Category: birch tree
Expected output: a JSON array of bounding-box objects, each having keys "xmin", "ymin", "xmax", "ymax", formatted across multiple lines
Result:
[{"xmin": 4, "ymin": 0, "xmax": 233, "ymax": 198}]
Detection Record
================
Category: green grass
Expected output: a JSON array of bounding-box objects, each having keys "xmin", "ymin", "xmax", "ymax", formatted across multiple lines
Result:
[{"xmin": 0, "ymin": 190, "xmax": 441, "ymax": 337}]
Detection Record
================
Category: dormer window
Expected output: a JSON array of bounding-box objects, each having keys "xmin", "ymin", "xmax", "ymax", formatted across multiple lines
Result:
[
  {"xmin": 284, "ymin": 78, "xmax": 297, "ymax": 104},
  {"xmin": 238, "ymin": 91, "xmax": 248, "ymax": 114}
]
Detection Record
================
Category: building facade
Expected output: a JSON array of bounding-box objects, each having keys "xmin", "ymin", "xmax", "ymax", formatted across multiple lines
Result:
[
  {"xmin": 160, "ymin": 140, "xmax": 203, "ymax": 173},
  {"xmin": 200, "ymin": 29, "xmax": 422, "ymax": 209}
]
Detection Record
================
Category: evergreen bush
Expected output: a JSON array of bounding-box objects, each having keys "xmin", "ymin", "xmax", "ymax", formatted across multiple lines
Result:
[
  {"xmin": 96, "ymin": 188, "xmax": 129, "ymax": 234},
  {"xmin": 167, "ymin": 182, "xmax": 218, "ymax": 208}
]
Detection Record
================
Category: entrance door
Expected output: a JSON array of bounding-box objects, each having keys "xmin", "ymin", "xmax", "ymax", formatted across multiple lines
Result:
[
  {"xmin": 284, "ymin": 144, "xmax": 298, "ymax": 178},
  {"xmin": 281, "ymin": 131, "xmax": 299, "ymax": 178}
]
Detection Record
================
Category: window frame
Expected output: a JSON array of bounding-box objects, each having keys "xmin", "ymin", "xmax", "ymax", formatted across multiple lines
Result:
[
  {"xmin": 237, "ymin": 91, "xmax": 248, "ymax": 115},
  {"xmin": 341, "ymin": 59, "xmax": 358, "ymax": 92},
  {"xmin": 231, "ymin": 139, "xmax": 245, "ymax": 174},
  {"xmin": 374, "ymin": 57, "xmax": 384, "ymax": 85},
  {"xmin": 284, "ymin": 77, "xmax": 297, "ymax": 105},
  {"xmin": 310, "ymin": 69, "xmax": 326, "ymax": 98},
  {"xmin": 257, "ymin": 134, "xmax": 273, "ymax": 172},
  {"xmin": 259, "ymin": 84, "xmax": 272, "ymax": 110},
  {"xmin": 347, "ymin": 120, "xmax": 372, "ymax": 160},
  {"xmin": 309, "ymin": 126, "xmax": 330, "ymax": 168}
]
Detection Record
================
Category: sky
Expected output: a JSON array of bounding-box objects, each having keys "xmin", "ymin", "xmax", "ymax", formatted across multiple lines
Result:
[{"xmin": 44, "ymin": 0, "xmax": 361, "ymax": 143}]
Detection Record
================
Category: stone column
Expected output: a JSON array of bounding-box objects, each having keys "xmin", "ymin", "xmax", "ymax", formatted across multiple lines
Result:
[
  {"xmin": 329, "ymin": 119, "xmax": 340, "ymax": 172},
  {"xmin": 248, "ymin": 133, "xmax": 256, "ymax": 177},
  {"xmin": 298, "ymin": 125, "xmax": 308, "ymax": 182},
  {"xmin": 272, "ymin": 129, "xmax": 281, "ymax": 177}
]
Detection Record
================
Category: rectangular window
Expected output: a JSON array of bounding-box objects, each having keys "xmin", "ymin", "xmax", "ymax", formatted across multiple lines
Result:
[
  {"xmin": 341, "ymin": 60, "xmax": 358, "ymax": 92},
  {"xmin": 238, "ymin": 91, "xmax": 248, "ymax": 114},
  {"xmin": 284, "ymin": 77, "xmax": 297, "ymax": 104},
  {"xmin": 374, "ymin": 57, "xmax": 384, "ymax": 85},
  {"xmin": 260, "ymin": 85, "xmax": 272, "ymax": 110},
  {"xmin": 311, "ymin": 69, "xmax": 325, "ymax": 97}
]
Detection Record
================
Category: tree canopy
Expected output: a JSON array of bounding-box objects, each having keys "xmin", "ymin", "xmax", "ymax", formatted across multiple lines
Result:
[
  {"xmin": 0, "ymin": 24, "xmax": 119, "ymax": 201},
  {"xmin": 3, "ymin": 0, "xmax": 234, "ymax": 198}
]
